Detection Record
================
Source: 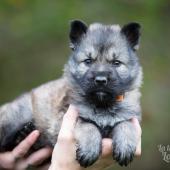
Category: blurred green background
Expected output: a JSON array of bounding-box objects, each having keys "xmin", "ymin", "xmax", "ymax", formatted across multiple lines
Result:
[{"xmin": 0, "ymin": 0, "xmax": 170, "ymax": 170}]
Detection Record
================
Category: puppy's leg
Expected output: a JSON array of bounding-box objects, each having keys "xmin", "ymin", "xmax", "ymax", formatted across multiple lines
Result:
[
  {"xmin": 0, "ymin": 94, "xmax": 33, "ymax": 151},
  {"xmin": 0, "ymin": 121, "xmax": 35, "ymax": 151},
  {"xmin": 75, "ymin": 119, "xmax": 102, "ymax": 168},
  {"xmin": 112, "ymin": 121, "xmax": 139, "ymax": 166}
]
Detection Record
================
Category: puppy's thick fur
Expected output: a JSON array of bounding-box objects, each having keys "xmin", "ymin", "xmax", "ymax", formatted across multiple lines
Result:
[{"xmin": 0, "ymin": 20, "xmax": 143, "ymax": 167}]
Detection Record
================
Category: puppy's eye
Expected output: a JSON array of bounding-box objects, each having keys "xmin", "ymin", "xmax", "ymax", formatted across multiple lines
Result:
[
  {"xmin": 84, "ymin": 58, "xmax": 93, "ymax": 65},
  {"xmin": 112, "ymin": 60, "xmax": 122, "ymax": 67}
]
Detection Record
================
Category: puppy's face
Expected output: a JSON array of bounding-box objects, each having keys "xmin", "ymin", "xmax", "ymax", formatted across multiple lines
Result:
[{"xmin": 67, "ymin": 21, "xmax": 142, "ymax": 107}]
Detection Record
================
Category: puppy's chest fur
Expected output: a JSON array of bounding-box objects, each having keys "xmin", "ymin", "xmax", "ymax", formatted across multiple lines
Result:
[{"xmin": 75, "ymin": 103, "xmax": 137, "ymax": 138}]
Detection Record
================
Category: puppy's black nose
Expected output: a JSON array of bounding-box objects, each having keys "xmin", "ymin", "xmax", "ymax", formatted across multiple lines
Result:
[{"xmin": 95, "ymin": 76, "xmax": 107, "ymax": 86}]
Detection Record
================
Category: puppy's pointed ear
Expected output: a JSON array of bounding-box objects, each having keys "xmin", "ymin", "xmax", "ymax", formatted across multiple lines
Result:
[
  {"xmin": 121, "ymin": 22, "xmax": 141, "ymax": 50},
  {"xmin": 69, "ymin": 20, "xmax": 88, "ymax": 50}
]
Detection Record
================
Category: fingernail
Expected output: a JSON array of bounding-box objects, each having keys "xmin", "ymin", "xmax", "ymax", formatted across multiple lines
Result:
[
  {"xmin": 131, "ymin": 117, "xmax": 138, "ymax": 125},
  {"xmin": 30, "ymin": 130, "xmax": 40, "ymax": 138},
  {"xmin": 68, "ymin": 105, "xmax": 78, "ymax": 116},
  {"xmin": 69, "ymin": 104, "xmax": 78, "ymax": 111}
]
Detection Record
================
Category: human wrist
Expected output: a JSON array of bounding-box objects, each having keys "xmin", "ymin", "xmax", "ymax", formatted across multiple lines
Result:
[
  {"xmin": 49, "ymin": 164, "xmax": 77, "ymax": 170},
  {"xmin": 49, "ymin": 161, "xmax": 80, "ymax": 170}
]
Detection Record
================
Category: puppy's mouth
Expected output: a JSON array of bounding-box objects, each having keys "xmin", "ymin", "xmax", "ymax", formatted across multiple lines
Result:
[
  {"xmin": 85, "ymin": 89, "xmax": 116, "ymax": 108},
  {"xmin": 94, "ymin": 91, "xmax": 110, "ymax": 99}
]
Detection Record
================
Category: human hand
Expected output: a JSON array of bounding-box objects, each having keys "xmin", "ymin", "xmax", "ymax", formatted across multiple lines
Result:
[
  {"xmin": 0, "ymin": 130, "xmax": 52, "ymax": 170},
  {"xmin": 49, "ymin": 105, "xmax": 141, "ymax": 170},
  {"xmin": 49, "ymin": 105, "xmax": 80, "ymax": 170}
]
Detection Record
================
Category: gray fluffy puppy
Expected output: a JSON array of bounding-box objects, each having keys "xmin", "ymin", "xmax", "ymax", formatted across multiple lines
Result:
[{"xmin": 0, "ymin": 20, "xmax": 143, "ymax": 167}]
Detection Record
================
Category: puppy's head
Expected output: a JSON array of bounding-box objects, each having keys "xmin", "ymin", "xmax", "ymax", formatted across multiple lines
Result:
[{"xmin": 66, "ymin": 20, "xmax": 143, "ymax": 107}]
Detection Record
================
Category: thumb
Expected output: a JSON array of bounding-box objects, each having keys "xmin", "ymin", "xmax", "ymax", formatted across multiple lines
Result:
[{"xmin": 58, "ymin": 105, "xmax": 78, "ymax": 140}]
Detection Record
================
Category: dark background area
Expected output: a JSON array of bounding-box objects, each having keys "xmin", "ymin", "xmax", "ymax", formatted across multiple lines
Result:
[{"xmin": 0, "ymin": 0, "xmax": 170, "ymax": 170}]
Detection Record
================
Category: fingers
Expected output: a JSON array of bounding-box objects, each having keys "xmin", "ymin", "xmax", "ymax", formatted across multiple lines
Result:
[
  {"xmin": 58, "ymin": 105, "xmax": 78, "ymax": 141},
  {"xmin": 26, "ymin": 147, "xmax": 52, "ymax": 166},
  {"xmin": 130, "ymin": 118, "xmax": 142, "ymax": 136},
  {"xmin": 0, "ymin": 152, "xmax": 16, "ymax": 169},
  {"xmin": 130, "ymin": 118, "xmax": 142, "ymax": 156},
  {"xmin": 135, "ymin": 137, "xmax": 141, "ymax": 156},
  {"xmin": 12, "ymin": 130, "xmax": 40, "ymax": 159},
  {"xmin": 101, "ymin": 139, "xmax": 112, "ymax": 157}
]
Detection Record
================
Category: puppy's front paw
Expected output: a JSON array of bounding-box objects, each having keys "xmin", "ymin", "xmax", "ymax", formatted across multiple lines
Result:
[
  {"xmin": 112, "ymin": 139, "xmax": 136, "ymax": 166},
  {"xmin": 76, "ymin": 141, "xmax": 101, "ymax": 168}
]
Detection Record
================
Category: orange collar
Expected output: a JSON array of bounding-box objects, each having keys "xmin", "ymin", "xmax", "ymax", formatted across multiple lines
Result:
[{"xmin": 116, "ymin": 95, "xmax": 124, "ymax": 102}]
